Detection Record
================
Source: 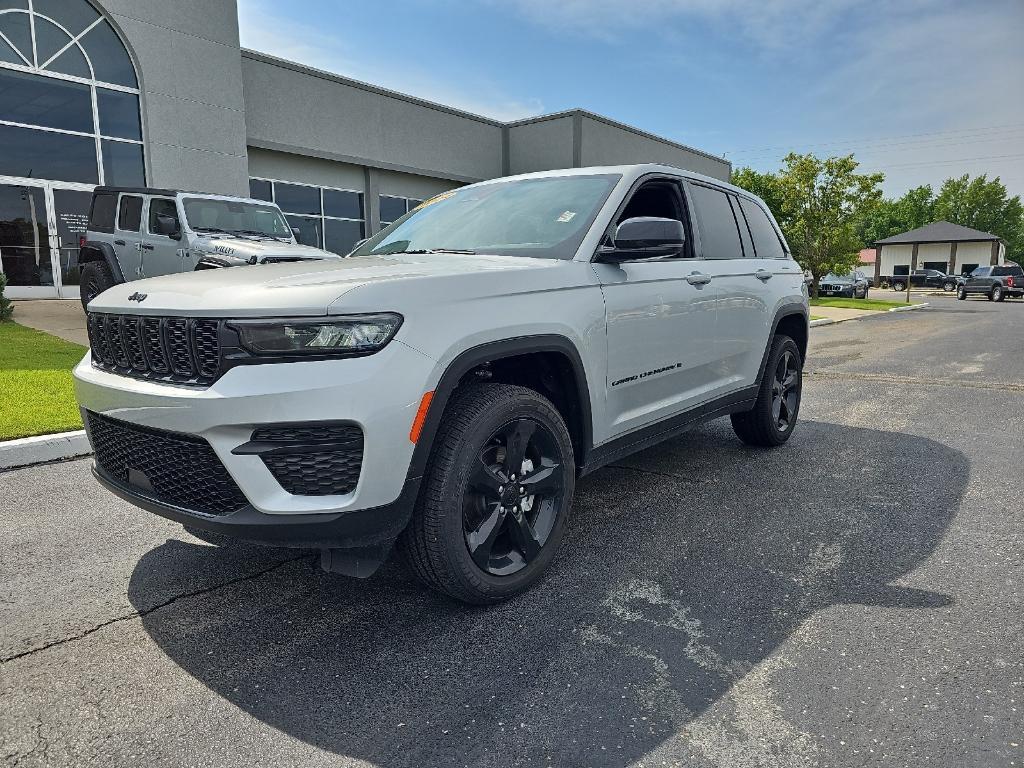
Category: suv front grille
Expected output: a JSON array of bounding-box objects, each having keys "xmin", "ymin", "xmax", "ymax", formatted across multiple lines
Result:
[
  {"xmin": 87, "ymin": 313, "xmax": 222, "ymax": 385},
  {"xmin": 87, "ymin": 411, "xmax": 248, "ymax": 516}
]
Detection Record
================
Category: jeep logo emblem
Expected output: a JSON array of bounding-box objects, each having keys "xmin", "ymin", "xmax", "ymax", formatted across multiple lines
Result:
[{"xmin": 127, "ymin": 292, "xmax": 147, "ymax": 302}]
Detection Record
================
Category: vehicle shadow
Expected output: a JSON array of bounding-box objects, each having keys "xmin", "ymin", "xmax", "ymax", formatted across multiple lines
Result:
[{"xmin": 129, "ymin": 419, "xmax": 967, "ymax": 767}]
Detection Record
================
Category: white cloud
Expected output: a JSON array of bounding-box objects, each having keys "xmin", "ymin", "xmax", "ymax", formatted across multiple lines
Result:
[{"xmin": 236, "ymin": 0, "xmax": 544, "ymax": 122}]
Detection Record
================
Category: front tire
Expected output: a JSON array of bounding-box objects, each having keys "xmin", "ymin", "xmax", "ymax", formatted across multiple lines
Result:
[
  {"xmin": 943, "ymin": 281, "xmax": 955, "ymax": 292},
  {"xmin": 401, "ymin": 384, "xmax": 575, "ymax": 604},
  {"xmin": 957, "ymin": 285, "xmax": 967, "ymax": 300},
  {"xmin": 992, "ymin": 285, "xmax": 1005, "ymax": 302},
  {"xmin": 79, "ymin": 261, "xmax": 115, "ymax": 311},
  {"xmin": 731, "ymin": 335, "xmax": 802, "ymax": 447}
]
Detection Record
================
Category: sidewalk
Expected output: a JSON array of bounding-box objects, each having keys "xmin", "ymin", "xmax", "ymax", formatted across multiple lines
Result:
[
  {"xmin": 811, "ymin": 305, "xmax": 879, "ymax": 323},
  {"xmin": 10, "ymin": 299, "xmax": 87, "ymax": 346}
]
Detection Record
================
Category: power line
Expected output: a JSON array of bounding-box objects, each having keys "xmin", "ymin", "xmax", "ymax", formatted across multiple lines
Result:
[
  {"xmin": 860, "ymin": 152, "xmax": 1024, "ymax": 171},
  {"xmin": 727, "ymin": 122, "xmax": 1024, "ymax": 158}
]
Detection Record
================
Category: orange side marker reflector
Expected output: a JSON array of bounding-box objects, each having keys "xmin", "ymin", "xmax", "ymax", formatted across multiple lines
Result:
[{"xmin": 409, "ymin": 391, "xmax": 434, "ymax": 443}]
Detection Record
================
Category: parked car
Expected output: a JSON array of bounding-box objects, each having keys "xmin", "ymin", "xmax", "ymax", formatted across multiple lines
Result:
[
  {"xmin": 956, "ymin": 264, "xmax": 1024, "ymax": 301},
  {"xmin": 77, "ymin": 186, "xmax": 342, "ymax": 311},
  {"xmin": 889, "ymin": 269, "xmax": 957, "ymax": 293},
  {"xmin": 819, "ymin": 270, "xmax": 870, "ymax": 298},
  {"xmin": 73, "ymin": 164, "xmax": 809, "ymax": 604}
]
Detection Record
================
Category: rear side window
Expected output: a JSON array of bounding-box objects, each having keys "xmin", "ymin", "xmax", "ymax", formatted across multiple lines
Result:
[
  {"xmin": 117, "ymin": 195, "xmax": 143, "ymax": 231},
  {"xmin": 993, "ymin": 265, "xmax": 1023, "ymax": 276},
  {"xmin": 89, "ymin": 192, "xmax": 116, "ymax": 233},
  {"xmin": 738, "ymin": 197, "xmax": 786, "ymax": 259},
  {"xmin": 689, "ymin": 184, "xmax": 743, "ymax": 260},
  {"xmin": 148, "ymin": 198, "xmax": 179, "ymax": 234}
]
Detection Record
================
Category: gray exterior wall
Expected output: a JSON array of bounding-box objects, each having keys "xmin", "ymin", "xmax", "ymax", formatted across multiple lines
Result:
[
  {"xmin": 579, "ymin": 115, "xmax": 730, "ymax": 181},
  {"xmin": 247, "ymin": 148, "xmax": 364, "ymax": 192},
  {"xmin": 97, "ymin": 0, "xmax": 250, "ymax": 195},
  {"xmin": 506, "ymin": 116, "xmax": 576, "ymax": 175},
  {"xmin": 241, "ymin": 51, "xmax": 504, "ymax": 184}
]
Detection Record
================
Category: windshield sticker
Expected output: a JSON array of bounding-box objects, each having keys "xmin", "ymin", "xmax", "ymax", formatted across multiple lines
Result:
[{"xmin": 557, "ymin": 210, "xmax": 577, "ymax": 223}]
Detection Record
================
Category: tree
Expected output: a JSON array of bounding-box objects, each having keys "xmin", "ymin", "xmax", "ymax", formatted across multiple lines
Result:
[
  {"xmin": 731, "ymin": 167, "xmax": 786, "ymax": 225},
  {"xmin": 775, "ymin": 153, "xmax": 884, "ymax": 297},
  {"xmin": 855, "ymin": 185, "xmax": 935, "ymax": 245},
  {"xmin": 932, "ymin": 174, "xmax": 1024, "ymax": 260}
]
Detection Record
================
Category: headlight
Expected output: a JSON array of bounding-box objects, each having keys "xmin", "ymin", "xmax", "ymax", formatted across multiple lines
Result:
[{"xmin": 229, "ymin": 313, "xmax": 403, "ymax": 356}]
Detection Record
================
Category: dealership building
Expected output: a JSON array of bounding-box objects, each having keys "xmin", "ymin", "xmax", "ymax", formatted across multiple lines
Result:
[{"xmin": 0, "ymin": 0, "xmax": 729, "ymax": 299}]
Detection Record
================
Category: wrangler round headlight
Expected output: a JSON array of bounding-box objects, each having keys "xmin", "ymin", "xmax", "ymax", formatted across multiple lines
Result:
[{"xmin": 230, "ymin": 313, "xmax": 403, "ymax": 356}]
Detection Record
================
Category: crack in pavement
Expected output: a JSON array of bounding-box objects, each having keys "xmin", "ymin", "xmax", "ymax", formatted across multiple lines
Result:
[
  {"xmin": 0, "ymin": 553, "xmax": 314, "ymax": 665},
  {"xmin": 805, "ymin": 369, "xmax": 1024, "ymax": 392}
]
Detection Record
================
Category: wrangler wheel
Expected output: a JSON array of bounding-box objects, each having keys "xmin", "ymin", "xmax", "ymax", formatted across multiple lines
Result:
[
  {"xmin": 401, "ymin": 384, "xmax": 574, "ymax": 604},
  {"xmin": 79, "ymin": 261, "xmax": 115, "ymax": 311}
]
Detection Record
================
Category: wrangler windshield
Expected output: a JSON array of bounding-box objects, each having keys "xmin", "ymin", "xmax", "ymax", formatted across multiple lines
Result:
[
  {"xmin": 182, "ymin": 197, "xmax": 292, "ymax": 238},
  {"xmin": 351, "ymin": 174, "xmax": 621, "ymax": 260}
]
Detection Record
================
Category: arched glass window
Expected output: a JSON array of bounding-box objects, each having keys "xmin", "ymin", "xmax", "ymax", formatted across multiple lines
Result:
[{"xmin": 0, "ymin": 0, "xmax": 144, "ymax": 186}]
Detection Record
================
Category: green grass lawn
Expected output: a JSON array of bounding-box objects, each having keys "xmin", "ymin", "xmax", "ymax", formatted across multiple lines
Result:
[
  {"xmin": 0, "ymin": 321, "xmax": 87, "ymax": 441},
  {"xmin": 810, "ymin": 297, "xmax": 920, "ymax": 311}
]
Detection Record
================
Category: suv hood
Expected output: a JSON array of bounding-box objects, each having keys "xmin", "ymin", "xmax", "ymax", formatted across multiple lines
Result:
[
  {"xmin": 193, "ymin": 234, "xmax": 339, "ymax": 264},
  {"xmin": 87, "ymin": 252, "xmax": 567, "ymax": 317}
]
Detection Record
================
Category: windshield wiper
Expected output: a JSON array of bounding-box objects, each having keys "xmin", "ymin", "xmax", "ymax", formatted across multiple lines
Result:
[
  {"xmin": 375, "ymin": 248, "xmax": 477, "ymax": 256},
  {"xmin": 192, "ymin": 227, "xmax": 239, "ymax": 238},
  {"xmin": 235, "ymin": 229, "xmax": 290, "ymax": 241}
]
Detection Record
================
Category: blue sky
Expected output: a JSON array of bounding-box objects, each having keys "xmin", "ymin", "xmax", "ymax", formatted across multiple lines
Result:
[{"xmin": 237, "ymin": 0, "xmax": 1024, "ymax": 199}]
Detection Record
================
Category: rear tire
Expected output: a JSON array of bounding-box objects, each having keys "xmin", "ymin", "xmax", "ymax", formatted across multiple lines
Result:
[
  {"xmin": 79, "ymin": 261, "xmax": 115, "ymax": 311},
  {"xmin": 401, "ymin": 384, "xmax": 575, "ymax": 604},
  {"xmin": 892, "ymin": 281, "xmax": 906, "ymax": 292},
  {"xmin": 731, "ymin": 335, "xmax": 802, "ymax": 447}
]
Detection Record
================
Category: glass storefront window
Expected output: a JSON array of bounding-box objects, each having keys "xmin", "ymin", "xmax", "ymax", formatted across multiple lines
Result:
[
  {"xmin": 101, "ymin": 140, "xmax": 145, "ymax": 187},
  {"xmin": 0, "ymin": 184, "xmax": 51, "ymax": 287},
  {"xmin": 0, "ymin": 123, "xmax": 98, "ymax": 183},
  {"xmin": 96, "ymin": 89, "xmax": 142, "ymax": 141},
  {"xmin": 0, "ymin": 68, "xmax": 93, "ymax": 133},
  {"xmin": 252, "ymin": 178, "xmax": 367, "ymax": 256},
  {"xmin": 379, "ymin": 195, "xmax": 408, "ymax": 225}
]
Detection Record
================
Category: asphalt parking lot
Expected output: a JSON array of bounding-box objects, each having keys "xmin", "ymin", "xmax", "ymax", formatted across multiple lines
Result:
[{"xmin": 2, "ymin": 299, "xmax": 1022, "ymax": 768}]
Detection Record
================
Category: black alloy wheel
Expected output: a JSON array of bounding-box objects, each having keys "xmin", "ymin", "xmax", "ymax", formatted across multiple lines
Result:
[
  {"xmin": 957, "ymin": 285, "xmax": 967, "ymax": 300},
  {"xmin": 943, "ymin": 281, "xmax": 955, "ymax": 292},
  {"xmin": 463, "ymin": 418, "xmax": 566, "ymax": 576},
  {"xmin": 401, "ymin": 383, "xmax": 575, "ymax": 604},
  {"xmin": 731, "ymin": 334, "xmax": 802, "ymax": 447},
  {"xmin": 771, "ymin": 349, "xmax": 800, "ymax": 433}
]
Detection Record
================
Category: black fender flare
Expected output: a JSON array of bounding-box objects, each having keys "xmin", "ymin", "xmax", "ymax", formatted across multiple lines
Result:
[
  {"xmin": 405, "ymin": 335, "xmax": 594, "ymax": 482},
  {"xmin": 756, "ymin": 303, "xmax": 809, "ymax": 386},
  {"xmin": 79, "ymin": 240, "xmax": 126, "ymax": 283}
]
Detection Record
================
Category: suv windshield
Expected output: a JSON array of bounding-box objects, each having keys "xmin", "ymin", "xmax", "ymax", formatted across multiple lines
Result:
[
  {"xmin": 351, "ymin": 174, "xmax": 621, "ymax": 260},
  {"xmin": 182, "ymin": 197, "xmax": 292, "ymax": 239}
]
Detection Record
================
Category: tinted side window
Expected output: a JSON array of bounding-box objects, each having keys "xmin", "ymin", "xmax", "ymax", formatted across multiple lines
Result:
[
  {"xmin": 89, "ymin": 193, "xmax": 116, "ymax": 233},
  {"xmin": 117, "ymin": 195, "xmax": 142, "ymax": 231},
  {"xmin": 148, "ymin": 198, "xmax": 178, "ymax": 234},
  {"xmin": 738, "ymin": 197, "xmax": 786, "ymax": 259},
  {"xmin": 972, "ymin": 267, "xmax": 990, "ymax": 277},
  {"xmin": 689, "ymin": 184, "xmax": 742, "ymax": 260}
]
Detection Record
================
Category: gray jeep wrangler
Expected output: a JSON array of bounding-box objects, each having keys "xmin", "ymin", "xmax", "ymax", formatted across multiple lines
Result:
[{"xmin": 77, "ymin": 186, "xmax": 341, "ymax": 310}]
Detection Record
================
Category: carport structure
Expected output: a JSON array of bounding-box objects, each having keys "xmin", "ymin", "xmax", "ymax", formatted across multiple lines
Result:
[{"xmin": 872, "ymin": 221, "xmax": 1007, "ymax": 284}]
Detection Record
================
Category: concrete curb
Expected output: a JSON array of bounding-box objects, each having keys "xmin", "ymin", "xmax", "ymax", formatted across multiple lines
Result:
[
  {"xmin": 0, "ymin": 430, "xmax": 91, "ymax": 470},
  {"xmin": 809, "ymin": 318, "xmax": 835, "ymax": 327},
  {"xmin": 888, "ymin": 302, "xmax": 930, "ymax": 312}
]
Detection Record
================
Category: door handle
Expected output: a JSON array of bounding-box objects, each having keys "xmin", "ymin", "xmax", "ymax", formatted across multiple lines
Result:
[
  {"xmin": 114, "ymin": 239, "xmax": 125, "ymax": 246},
  {"xmin": 686, "ymin": 272, "xmax": 713, "ymax": 286},
  {"xmin": 755, "ymin": 269, "xmax": 773, "ymax": 281},
  {"xmin": 141, "ymin": 243, "xmax": 154, "ymax": 251}
]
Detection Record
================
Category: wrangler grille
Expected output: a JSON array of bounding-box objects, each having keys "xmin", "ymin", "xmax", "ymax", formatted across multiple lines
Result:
[
  {"xmin": 87, "ymin": 313, "xmax": 222, "ymax": 384},
  {"xmin": 87, "ymin": 411, "xmax": 248, "ymax": 516}
]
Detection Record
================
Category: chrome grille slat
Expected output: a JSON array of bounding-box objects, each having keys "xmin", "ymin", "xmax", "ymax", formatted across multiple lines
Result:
[{"xmin": 86, "ymin": 313, "xmax": 220, "ymax": 385}]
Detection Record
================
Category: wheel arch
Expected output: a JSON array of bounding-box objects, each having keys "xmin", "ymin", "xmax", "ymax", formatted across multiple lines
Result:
[
  {"xmin": 79, "ymin": 240, "xmax": 126, "ymax": 283},
  {"xmin": 756, "ymin": 305, "xmax": 809, "ymax": 389},
  {"xmin": 407, "ymin": 336, "xmax": 593, "ymax": 481}
]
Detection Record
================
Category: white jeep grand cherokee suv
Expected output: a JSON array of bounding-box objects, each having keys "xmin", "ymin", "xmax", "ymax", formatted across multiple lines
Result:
[{"xmin": 74, "ymin": 165, "xmax": 808, "ymax": 604}]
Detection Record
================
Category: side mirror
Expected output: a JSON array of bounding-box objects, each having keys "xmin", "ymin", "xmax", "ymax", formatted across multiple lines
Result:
[
  {"xmin": 597, "ymin": 217, "xmax": 685, "ymax": 263},
  {"xmin": 291, "ymin": 227, "xmax": 302, "ymax": 240},
  {"xmin": 155, "ymin": 214, "xmax": 181, "ymax": 240}
]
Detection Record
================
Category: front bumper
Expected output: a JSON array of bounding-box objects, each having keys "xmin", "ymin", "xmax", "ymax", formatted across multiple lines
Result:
[{"xmin": 73, "ymin": 339, "xmax": 438, "ymax": 547}]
